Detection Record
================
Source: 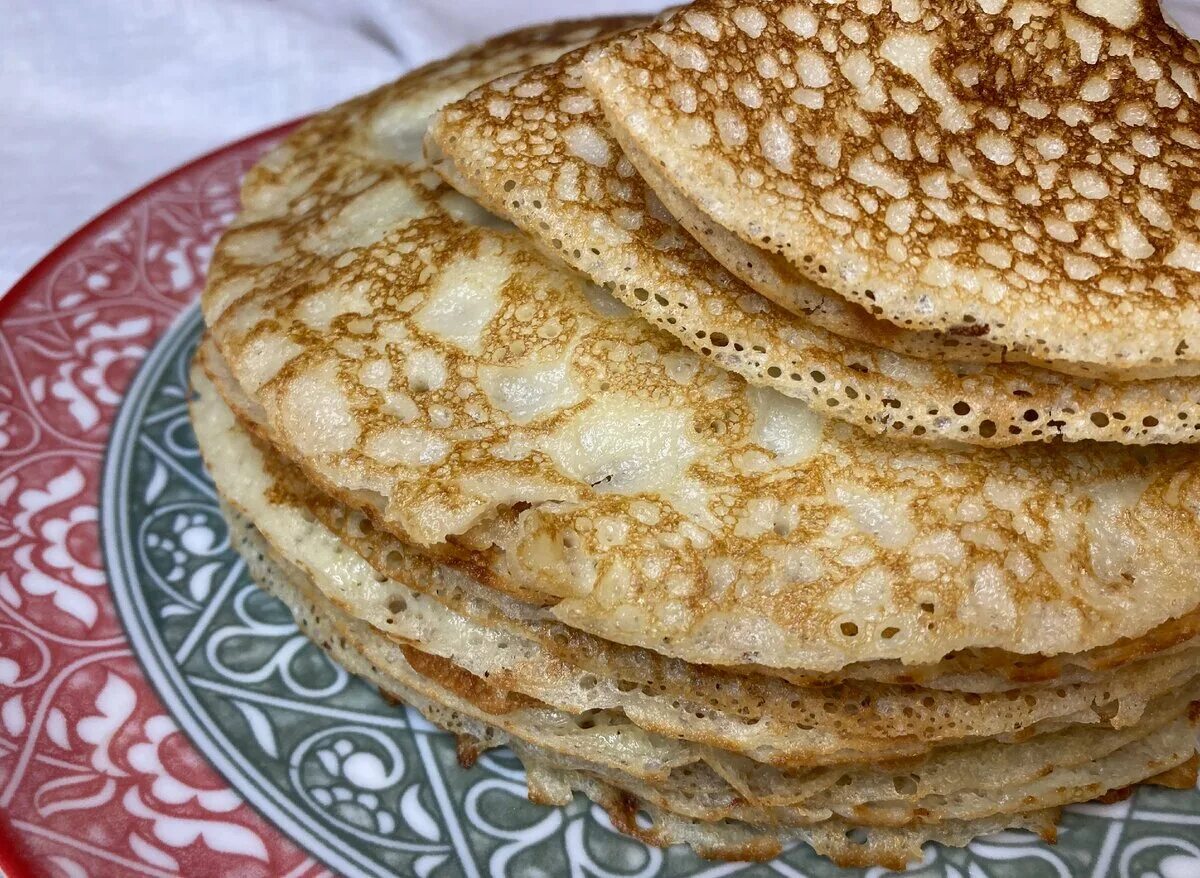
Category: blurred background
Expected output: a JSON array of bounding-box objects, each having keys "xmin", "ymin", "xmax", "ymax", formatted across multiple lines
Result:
[
  {"xmin": 1, "ymin": 0, "xmax": 1197, "ymax": 294},
  {"xmin": 0, "ymin": 0, "xmax": 663, "ymax": 293}
]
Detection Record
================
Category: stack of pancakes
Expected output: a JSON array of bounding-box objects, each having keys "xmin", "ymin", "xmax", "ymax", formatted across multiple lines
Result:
[{"xmin": 190, "ymin": 4, "xmax": 1200, "ymax": 869}]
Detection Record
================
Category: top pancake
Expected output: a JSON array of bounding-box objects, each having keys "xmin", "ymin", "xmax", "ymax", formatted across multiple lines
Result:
[
  {"xmin": 428, "ymin": 44, "xmax": 1200, "ymax": 446},
  {"xmin": 583, "ymin": 0, "xmax": 1200, "ymax": 376},
  {"xmin": 203, "ymin": 18, "xmax": 1200, "ymax": 672}
]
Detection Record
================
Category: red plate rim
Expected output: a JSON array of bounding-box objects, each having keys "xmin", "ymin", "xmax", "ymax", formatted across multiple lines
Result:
[
  {"xmin": 0, "ymin": 114, "xmax": 306, "ymax": 878},
  {"xmin": 0, "ymin": 117, "xmax": 306, "ymax": 318}
]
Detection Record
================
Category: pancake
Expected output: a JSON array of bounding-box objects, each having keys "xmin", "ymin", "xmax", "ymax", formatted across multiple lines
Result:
[
  {"xmin": 193, "ymin": 360, "xmax": 1200, "ymax": 773},
  {"xmin": 223, "ymin": 487, "xmax": 1198, "ymax": 868},
  {"xmin": 198, "ymin": 332, "xmax": 1200, "ymax": 694},
  {"xmin": 583, "ymin": 1, "xmax": 1200, "ymax": 377},
  {"xmin": 428, "ymin": 45, "xmax": 1200, "ymax": 445},
  {"xmin": 613, "ymin": 126, "xmax": 1200, "ymax": 382}
]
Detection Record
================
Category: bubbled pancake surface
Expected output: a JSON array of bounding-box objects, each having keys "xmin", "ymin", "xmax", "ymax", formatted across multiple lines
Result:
[
  {"xmin": 429, "ymin": 45, "xmax": 1200, "ymax": 445},
  {"xmin": 202, "ymin": 10, "xmax": 1200, "ymax": 673},
  {"xmin": 221, "ymin": 483, "xmax": 1198, "ymax": 868},
  {"xmin": 584, "ymin": 0, "xmax": 1200, "ymax": 375},
  {"xmin": 612, "ymin": 128, "xmax": 1200, "ymax": 383},
  {"xmin": 193, "ymin": 359, "xmax": 1200, "ymax": 772},
  {"xmin": 201, "ymin": 330, "xmax": 1200, "ymax": 695}
]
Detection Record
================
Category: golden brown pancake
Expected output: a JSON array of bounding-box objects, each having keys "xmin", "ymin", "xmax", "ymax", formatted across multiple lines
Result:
[
  {"xmin": 429, "ymin": 43, "xmax": 1200, "ymax": 445},
  {"xmin": 585, "ymin": 0, "xmax": 1200, "ymax": 376}
]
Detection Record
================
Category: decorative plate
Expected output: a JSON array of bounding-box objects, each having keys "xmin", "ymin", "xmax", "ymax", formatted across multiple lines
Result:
[{"xmin": 3, "ymin": 123, "xmax": 1200, "ymax": 878}]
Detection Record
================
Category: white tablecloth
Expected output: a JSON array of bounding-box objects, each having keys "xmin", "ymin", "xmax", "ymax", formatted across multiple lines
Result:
[
  {"xmin": 0, "ymin": 0, "xmax": 663, "ymax": 294},
  {"xmin": 1, "ymin": 0, "xmax": 1197, "ymax": 296}
]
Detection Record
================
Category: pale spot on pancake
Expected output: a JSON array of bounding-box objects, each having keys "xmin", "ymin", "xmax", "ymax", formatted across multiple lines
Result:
[
  {"xmin": 1137, "ymin": 195, "xmax": 1172, "ymax": 231},
  {"xmin": 359, "ymin": 357, "xmax": 392, "ymax": 392},
  {"xmin": 1165, "ymin": 240, "xmax": 1200, "ymax": 273},
  {"xmin": 746, "ymin": 386, "xmax": 824, "ymax": 464},
  {"xmin": 653, "ymin": 33, "xmax": 709, "ymax": 72},
  {"xmin": 714, "ymin": 107, "xmax": 749, "ymax": 147},
  {"xmin": 1062, "ymin": 13, "xmax": 1103, "ymax": 64},
  {"xmin": 976, "ymin": 131, "xmax": 1015, "ymax": 166},
  {"xmin": 778, "ymin": 4, "xmax": 818, "ymax": 37},
  {"xmin": 879, "ymin": 31, "xmax": 969, "ymax": 133},
  {"xmin": 311, "ymin": 178, "xmax": 425, "ymax": 254},
  {"xmin": 796, "ymin": 49, "xmax": 833, "ymax": 88},
  {"xmin": 1113, "ymin": 215, "xmax": 1154, "ymax": 260},
  {"xmin": 880, "ymin": 126, "xmax": 912, "ymax": 161},
  {"xmin": 884, "ymin": 199, "xmax": 916, "ymax": 234},
  {"xmin": 759, "ymin": 115, "xmax": 796, "ymax": 173},
  {"xmin": 1080, "ymin": 75, "xmax": 1112, "ymax": 102},
  {"xmin": 365, "ymin": 425, "xmax": 450, "ymax": 466},
  {"xmin": 513, "ymin": 79, "xmax": 547, "ymax": 99},
  {"xmin": 890, "ymin": 0, "xmax": 922, "ymax": 22},
  {"xmin": 683, "ymin": 9, "xmax": 721, "ymax": 41},
  {"xmin": 479, "ymin": 354, "xmax": 584, "ymax": 424},
  {"xmin": 1069, "ymin": 167, "xmax": 1110, "ymax": 200},
  {"xmin": 849, "ymin": 153, "xmax": 909, "ymax": 198},
  {"xmin": 1064, "ymin": 253, "xmax": 1101, "ymax": 280},
  {"xmin": 977, "ymin": 241, "xmax": 1013, "ymax": 269},
  {"xmin": 814, "ymin": 133, "xmax": 842, "ymax": 168},
  {"xmin": 731, "ymin": 5, "xmax": 768, "ymax": 38},
  {"xmin": 1077, "ymin": 0, "xmax": 1142, "ymax": 29},
  {"xmin": 733, "ymin": 77, "xmax": 763, "ymax": 109},
  {"xmin": 1139, "ymin": 163, "xmax": 1170, "ymax": 189},
  {"xmin": 405, "ymin": 348, "xmax": 447, "ymax": 393},
  {"xmin": 1043, "ymin": 216, "xmax": 1079, "ymax": 243},
  {"xmin": 559, "ymin": 94, "xmax": 595, "ymax": 114},
  {"xmin": 540, "ymin": 395, "xmax": 701, "ymax": 496},
  {"xmin": 278, "ymin": 361, "xmax": 358, "ymax": 455},
  {"xmin": 1117, "ymin": 101, "xmax": 1151, "ymax": 126},
  {"xmin": 790, "ymin": 87, "xmax": 826, "ymax": 110},
  {"xmin": 958, "ymin": 563, "xmax": 1016, "ymax": 632},
  {"xmin": 563, "ymin": 123, "xmax": 612, "ymax": 166},
  {"xmin": 414, "ymin": 245, "xmax": 508, "ymax": 353},
  {"xmin": 555, "ymin": 164, "xmax": 581, "ymax": 201},
  {"xmin": 297, "ymin": 285, "xmax": 370, "ymax": 332},
  {"xmin": 487, "ymin": 96, "xmax": 513, "ymax": 119},
  {"xmin": 1034, "ymin": 134, "xmax": 1067, "ymax": 159},
  {"xmin": 1019, "ymin": 97, "xmax": 1051, "ymax": 119}
]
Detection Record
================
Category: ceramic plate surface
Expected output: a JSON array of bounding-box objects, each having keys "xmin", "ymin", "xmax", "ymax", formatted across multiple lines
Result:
[{"xmin": 3, "ymin": 123, "xmax": 1200, "ymax": 878}]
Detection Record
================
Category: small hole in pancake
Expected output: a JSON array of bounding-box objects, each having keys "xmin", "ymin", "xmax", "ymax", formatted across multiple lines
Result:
[
  {"xmin": 840, "ymin": 622, "xmax": 858, "ymax": 637},
  {"xmin": 1091, "ymin": 412, "xmax": 1110, "ymax": 427},
  {"xmin": 979, "ymin": 420, "xmax": 997, "ymax": 438},
  {"xmin": 387, "ymin": 597, "xmax": 407, "ymax": 615},
  {"xmin": 953, "ymin": 401, "xmax": 971, "ymax": 416},
  {"xmin": 1144, "ymin": 416, "xmax": 1159, "ymax": 427},
  {"xmin": 881, "ymin": 626, "xmax": 899, "ymax": 639}
]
